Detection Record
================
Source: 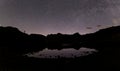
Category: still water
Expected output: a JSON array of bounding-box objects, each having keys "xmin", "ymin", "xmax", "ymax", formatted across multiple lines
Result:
[{"xmin": 26, "ymin": 47, "xmax": 98, "ymax": 58}]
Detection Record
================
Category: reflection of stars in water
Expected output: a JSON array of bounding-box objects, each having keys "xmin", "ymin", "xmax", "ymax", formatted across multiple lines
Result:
[{"xmin": 26, "ymin": 48, "xmax": 98, "ymax": 59}]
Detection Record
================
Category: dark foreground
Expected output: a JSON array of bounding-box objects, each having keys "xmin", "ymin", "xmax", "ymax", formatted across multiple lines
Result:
[
  {"xmin": 1, "ymin": 50, "xmax": 120, "ymax": 71},
  {"xmin": 0, "ymin": 26, "xmax": 120, "ymax": 71}
]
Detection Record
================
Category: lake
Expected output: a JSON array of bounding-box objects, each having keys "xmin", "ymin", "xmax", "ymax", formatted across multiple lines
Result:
[{"xmin": 26, "ymin": 47, "xmax": 98, "ymax": 58}]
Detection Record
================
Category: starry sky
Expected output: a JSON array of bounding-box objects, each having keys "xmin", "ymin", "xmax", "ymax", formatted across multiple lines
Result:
[{"xmin": 0, "ymin": 0, "xmax": 120, "ymax": 35}]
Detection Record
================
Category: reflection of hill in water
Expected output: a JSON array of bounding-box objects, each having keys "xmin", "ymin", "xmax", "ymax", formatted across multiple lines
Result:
[
  {"xmin": 27, "ymin": 47, "xmax": 97, "ymax": 58},
  {"xmin": 0, "ymin": 26, "xmax": 120, "ymax": 71}
]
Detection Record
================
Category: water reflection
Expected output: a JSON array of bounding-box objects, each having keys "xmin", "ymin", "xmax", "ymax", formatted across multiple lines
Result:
[{"xmin": 26, "ymin": 47, "xmax": 98, "ymax": 58}]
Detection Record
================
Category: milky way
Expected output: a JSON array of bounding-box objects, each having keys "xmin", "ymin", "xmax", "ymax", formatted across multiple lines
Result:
[{"xmin": 0, "ymin": 0, "xmax": 120, "ymax": 35}]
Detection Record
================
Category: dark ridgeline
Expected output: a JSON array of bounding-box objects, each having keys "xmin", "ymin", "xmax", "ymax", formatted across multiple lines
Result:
[
  {"xmin": 46, "ymin": 33, "xmax": 81, "ymax": 49},
  {"xmin": 81, "ymin": 26, "xmax": 120, "ymax": 48},
  {"xmin": 80, "ymin": 26, "xmax": 120, "ymax": 71},
  {"xmin": 0, "ymin": 26, "xmax": 46, "ymax": 56},
  {"xmin": 0, "ymin": 26, "xmax": 120, "ymax": 71}
]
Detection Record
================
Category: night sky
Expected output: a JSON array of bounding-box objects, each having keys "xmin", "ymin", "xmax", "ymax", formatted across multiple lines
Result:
[{"xmin": 0, "ymin": 0, "xmax": 120, "ymax": 35}]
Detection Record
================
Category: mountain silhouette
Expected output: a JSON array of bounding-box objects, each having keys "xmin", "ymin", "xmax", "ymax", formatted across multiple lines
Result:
[
  {"xmin": 0, "ymin": 26, "xmax": 46, "ymax": 59},
  {"xmin": 0, "ymin": 26, "xmax": 120, "ymax": 71},
  {"xmin": 0, "ymin": 26, "xmax": 120, "ymax": 56},
  {"xmin": 81, "ymin": 26, "xmax": 120, "ymax": 49}
]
